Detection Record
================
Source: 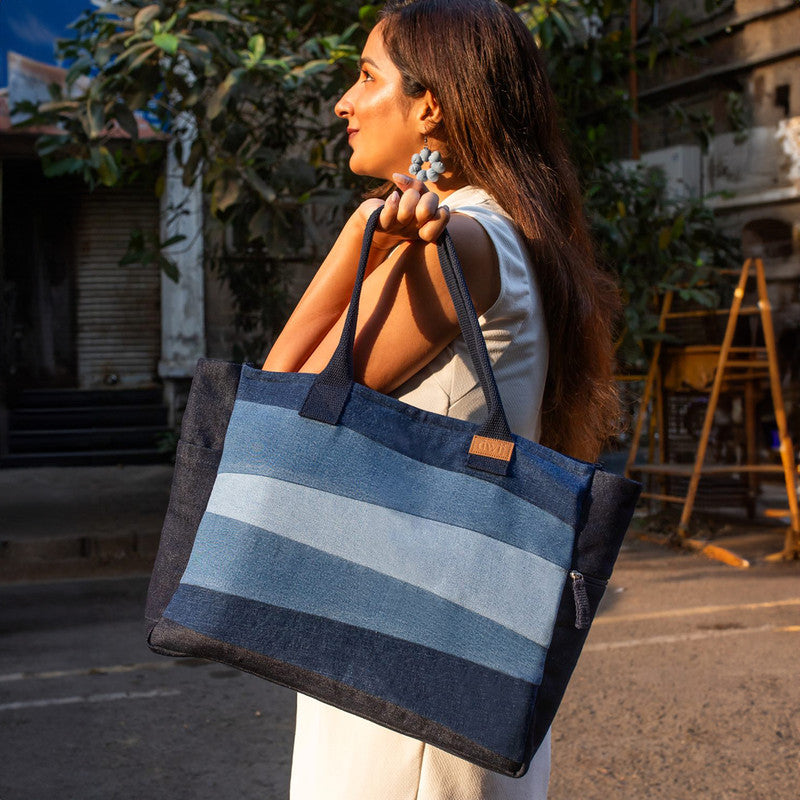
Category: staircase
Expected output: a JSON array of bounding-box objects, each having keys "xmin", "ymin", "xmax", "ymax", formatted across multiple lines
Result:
[{"xmin": 1, "ymin": 387, "xmax": 172, "ymax": 467}]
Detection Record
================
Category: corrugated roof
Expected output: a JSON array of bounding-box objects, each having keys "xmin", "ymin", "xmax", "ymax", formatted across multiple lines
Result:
[{"xmin": 1, "ymin": 52, "xmax": 163, "ymax": 139}]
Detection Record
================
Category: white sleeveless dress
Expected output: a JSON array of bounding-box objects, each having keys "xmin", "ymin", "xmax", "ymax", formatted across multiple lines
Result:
[{"xmin": 289, "ymin": 186, "xmax": 551, "ymax": 800}]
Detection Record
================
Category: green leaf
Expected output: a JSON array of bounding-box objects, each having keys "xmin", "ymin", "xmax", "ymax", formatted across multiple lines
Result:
[
  {"xmin": 118, "ymin": 40, "xmax": 155, "ymax": 66},
  {"xmin": 244, "ymin": 168, "xmax": 277, "ymax": 203},
  {"xmin": 207, "ymin": 69, "xmax": 243, "ymax": 120},
  {"xmin": 157, "ymin": 253, "xmax": 180, "ymax": 283},
  {"xmin": 36, "ymin": 134, "xmax": 72, "ymax": 156},
  {"xmin": 118, "ymin": 246, "xmax": 145, "ymax": 266},
  {"xmin": 161, "ymin": 234, "xmax": 187, "ymax": 248},
  {"xmin": 213, "ymin": 176, "xmax": 241, "ymax": 213},
  {"xmin": 248, "ymin": 206, "xmax": 272, "ymax": 241},
  {"xmin": 182, "ymin": 140, "xmax": 204, "ymax": 186},
  {"xmin": 648, "ymin": 44, "xmax": 658, "ymax": 71},
  {"xmin": 134, "ymin": 4, "xmax": 160, "ymax": 32},
  {"xmin": 66, "ymin": 55, "xmax": 92, "ymax": 85},
  {"xmin": 37, "ymin": 99, "xmax": 81, "ymax": 114},
  {"xmin": 293, "ymin": 59, "xmax": 328, "ymax": 79},
  {"xmin": 86, "ymin": 99, "xmax": 106, "ymax": 138},
  {"xmin": 42, "ymin": 158, "xmax": 85, "ymax": 178},
  {"xmin": 128, "ymin": 45, "xmax": 158, "ymax": 71},
  {"xmin": 114, "ymin": 103, "xmax": 139, "ymax": 140},
  {"xmin": 358, "ymin": 4, "xmax": 378, "ymax": 25},
  {"xmin": 153, "ymin": 33, "xmax": 179, "ymax": 55},
  {"xmin": 97, "ymin": 146, "xmax": 120, "ymax": 186},
  {"xmin": 658, "ymin": 227, "xmax": 672, "ymax": 250},
  {"xmin": 188, "ymin": 9, "xmax": 242, "ymax": 25},
  {"xmin": 248, "ymin": 34, "xmax": 266, "ymax": 61}
]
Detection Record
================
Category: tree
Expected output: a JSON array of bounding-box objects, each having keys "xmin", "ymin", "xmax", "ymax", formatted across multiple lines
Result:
[
  {"xmin": 516, "ymin": 0, "xmax": 742, "ymax": 370},
  {"xmin": 16, "ymin": 0, "xmax": 740, "ymax": 366},
  {"xmin": 16, "ymin": 0, "xmax": 377, "ymax": 358}
]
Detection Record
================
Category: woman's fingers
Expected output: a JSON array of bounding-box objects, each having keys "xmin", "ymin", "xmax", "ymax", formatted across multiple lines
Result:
[
  {"xmin": 415, "ymin": 191, "xmax": 440, "ymax": 225},
  {"xmin": 418, "ymin": 204, "xmax": 450, "ymax": 243},
  {"xmin": 379, "ymin": 191, "xmax": 400, "ymax": 229},
  {"xmin": 365, "ymin": 172, "xmax": 448, "ymax": 243},
  {"xmin": 396, "ymin": 187, "xmax": 421, "ymax": 226},
  {"xmin": 392, "ymin": 172, "xmax": 427, "ymax": 195}
]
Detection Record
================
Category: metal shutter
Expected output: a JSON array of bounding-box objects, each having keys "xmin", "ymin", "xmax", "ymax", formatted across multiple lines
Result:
[{"xmin": 75, "ymin": 186, "xmax": 161, "ymax": 388}]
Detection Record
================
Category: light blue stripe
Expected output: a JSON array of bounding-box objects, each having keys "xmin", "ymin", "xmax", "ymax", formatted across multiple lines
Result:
[
  {"xmin": 218, "ymin": 400, "xmax": 575, "ymax": 569},
  {"xmin": 198, "ymin": 471, "xmax": 566, "ymax": 647},
  {"xmin": 180, "ymin": 513, "xmax": 548, "ymax": 683}
]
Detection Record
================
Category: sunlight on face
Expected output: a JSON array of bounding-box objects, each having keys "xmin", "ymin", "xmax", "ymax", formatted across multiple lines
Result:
[{"xmin": 334, "ymin": 23, "xmax": 427, "ymax": 180}]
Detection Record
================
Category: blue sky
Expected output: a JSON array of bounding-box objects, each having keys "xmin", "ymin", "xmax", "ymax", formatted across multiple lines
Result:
[{"xmin": 0, "ymin": 0, "xmax": 94, "ymax": 86}]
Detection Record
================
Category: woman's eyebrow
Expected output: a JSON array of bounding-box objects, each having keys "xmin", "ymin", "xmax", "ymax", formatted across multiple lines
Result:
[{"xmin": 358, "ymin": 56, "xmax": 381, "ymax": 70}]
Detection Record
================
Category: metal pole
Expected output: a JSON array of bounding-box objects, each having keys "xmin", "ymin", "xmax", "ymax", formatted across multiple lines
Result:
[
  {"xmin": 754, "ymin": 258, "xmax": 800, "ymax": 558},
  {"xmin": 678, "ymin": 260, "xmax": 752, "ymax": 537}
]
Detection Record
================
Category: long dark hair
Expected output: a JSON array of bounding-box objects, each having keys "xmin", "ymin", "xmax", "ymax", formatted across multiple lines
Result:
[{"xmin": 379, "ymin": 0, "xmax": 620, "ymax": 460}]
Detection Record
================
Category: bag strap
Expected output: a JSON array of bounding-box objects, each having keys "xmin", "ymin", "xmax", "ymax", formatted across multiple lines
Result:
[{"xmin": 300, "ymin": 206, "xmax": 515, "ymax": 476}]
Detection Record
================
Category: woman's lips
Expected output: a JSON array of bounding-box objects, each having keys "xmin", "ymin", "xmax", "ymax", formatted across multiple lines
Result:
[{"xmin": 347, "ymin": 128, "xmax": 358, "ymax": 140}]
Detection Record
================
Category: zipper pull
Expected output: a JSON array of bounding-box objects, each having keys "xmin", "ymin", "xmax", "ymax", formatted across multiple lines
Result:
[{"xmin": 570, "ymin": 570, "xmax": 591, "ymax": 630}]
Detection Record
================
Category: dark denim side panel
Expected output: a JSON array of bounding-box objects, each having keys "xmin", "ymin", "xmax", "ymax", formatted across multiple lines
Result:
[{"xmin": 144, "ymin": 360, "xmax": 241, "ymax": 626}]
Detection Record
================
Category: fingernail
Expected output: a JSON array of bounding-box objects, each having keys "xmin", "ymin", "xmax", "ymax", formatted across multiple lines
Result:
[
  {"xmin": 389, "ymin": 190, "xmax": 400, "ymax": 203},
  {"xmin": 392, "ymin": 172, "xmax": 411, "ymax": 184}
]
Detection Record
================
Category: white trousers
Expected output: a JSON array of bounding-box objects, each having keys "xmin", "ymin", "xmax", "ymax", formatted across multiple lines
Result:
[{"xmin": 289, "ymin": 695, "xmax": 551, "ymax": 800}]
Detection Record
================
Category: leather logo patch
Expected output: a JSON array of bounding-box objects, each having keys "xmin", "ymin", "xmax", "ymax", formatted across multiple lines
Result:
[{"xmin": 468, "ymin": 435, "xmax": 514, "ymax": 462}]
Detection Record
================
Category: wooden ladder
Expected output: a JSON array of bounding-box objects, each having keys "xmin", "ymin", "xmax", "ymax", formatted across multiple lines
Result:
[{"xmin": 625, "ymin": 257, "xmax": 800, "ymax": 565}]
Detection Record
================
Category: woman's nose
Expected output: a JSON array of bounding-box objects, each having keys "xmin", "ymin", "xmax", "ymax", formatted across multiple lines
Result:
[{"xmin": 335, "ymin": 91, "xmax": 354, "ymax": 119}]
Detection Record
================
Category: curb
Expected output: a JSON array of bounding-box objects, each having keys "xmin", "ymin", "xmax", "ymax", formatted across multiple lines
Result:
[{"xmin": 0, "ymin": 532, "xmax": 160, "ymax": 583}]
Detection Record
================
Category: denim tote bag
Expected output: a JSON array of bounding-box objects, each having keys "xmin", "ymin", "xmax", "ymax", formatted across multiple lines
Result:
[{"xmin": 147, "ymin": 208, "xmax": 641, "ymax": 778}]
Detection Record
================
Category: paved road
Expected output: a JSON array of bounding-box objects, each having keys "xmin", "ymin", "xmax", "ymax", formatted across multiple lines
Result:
[
  {"xmin": 1, "ymin": 537, "xmax": 798, "ymax": 800},
  {"xmin": 0, "ymin": 577, "xmax": 294, "ymax": 800}
]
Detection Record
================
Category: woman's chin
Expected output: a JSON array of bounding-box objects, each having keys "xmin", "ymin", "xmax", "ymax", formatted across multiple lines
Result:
[
  {"xmin": 348, "ymin": 157, "xmax": 390, "ymax": 181},
  {"xmin": 348, "ymin": 157, "xmax": 369, "ymax": 177}
]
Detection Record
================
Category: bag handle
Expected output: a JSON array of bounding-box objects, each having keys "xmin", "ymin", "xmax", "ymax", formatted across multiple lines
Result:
[{"xmin": 300, "ymin": 206, "xmax": 515, "ymax": 476}]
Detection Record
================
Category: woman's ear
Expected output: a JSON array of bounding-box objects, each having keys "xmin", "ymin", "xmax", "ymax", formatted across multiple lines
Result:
[{"xmin": 416, "ymin": 89, "xmax": 443, "ymax": 133}]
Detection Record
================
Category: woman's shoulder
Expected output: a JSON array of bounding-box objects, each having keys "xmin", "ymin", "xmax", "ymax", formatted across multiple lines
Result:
[
  {"xmin": 444, "ymin": 186, "xmax": 526, "ymax": 265},
  {"xmin": 443, "ymin": 185, "xmax": 510, "ymax": 219},
  {"xmin": 445, "ymin": 186, "xmax": 541, "ymax": 332},
  {"xmin": 444, "ymin": 185, "xmax": 532, "ymax": 289}
]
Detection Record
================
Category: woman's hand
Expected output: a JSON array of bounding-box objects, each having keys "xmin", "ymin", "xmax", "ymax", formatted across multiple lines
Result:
[{"xmin": 356, "ymin": 172, "xmax": 450, "ymax": 252}]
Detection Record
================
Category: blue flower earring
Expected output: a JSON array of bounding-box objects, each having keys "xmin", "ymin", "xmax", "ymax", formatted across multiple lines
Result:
[{"xmin": 409, "ymin": 138, "xmax": 446, "ymax": 183}]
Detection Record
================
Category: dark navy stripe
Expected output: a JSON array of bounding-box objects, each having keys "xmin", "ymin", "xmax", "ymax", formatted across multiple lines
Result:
[
  {"xmin": 150, "ymin": 616, "xmax": 525, "ymax": 776},
  {"xmin": 165, "ymin": 583, "xmax": 536, "ymax": 762},
  {"xmin": 219, "ymin": 401, "xmax": 574, "ymax": 568},
  {"xmin": 234, "ymin": 365, "xmax": 593, "ymax": 528},
  {"xmin": 181, "ymin": 513, "xmax": 550, "ymax": 680}
]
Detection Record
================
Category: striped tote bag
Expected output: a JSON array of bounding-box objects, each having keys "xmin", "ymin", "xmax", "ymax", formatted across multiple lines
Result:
[{"xmin": 147, "ymin": 209, "xmax": 640, "ymax": 777}]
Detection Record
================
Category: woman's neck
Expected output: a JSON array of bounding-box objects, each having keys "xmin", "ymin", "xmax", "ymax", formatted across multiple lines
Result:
[{"xmin": 425, "ymin": 175, "xmax": 469, "ymax": 201}]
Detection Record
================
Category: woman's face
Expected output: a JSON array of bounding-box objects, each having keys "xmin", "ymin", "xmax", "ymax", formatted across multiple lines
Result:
[{"xmin": 335, "ymin": 23, "xmax": 428, "ymax": 180}]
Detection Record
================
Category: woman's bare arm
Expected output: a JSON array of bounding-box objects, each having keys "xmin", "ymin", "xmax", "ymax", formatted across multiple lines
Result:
[
  {"xmin": 263, "ymin": 176, "xmax": 499, "ymax": 392},
  {"xmin": 260, "ymin": 213, "xmax": 392, "ymax": 373},
  {"xmin": 294, "ymin": 212, "xmax": 499, "ymax": 393},
  {"xmin": 263, "ymin": 179, "xmax": 454, "ymax": 374}
]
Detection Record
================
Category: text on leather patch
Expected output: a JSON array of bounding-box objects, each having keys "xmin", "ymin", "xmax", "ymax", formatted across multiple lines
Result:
[{"xmin": 469, "ymin": 435, "xmax": 515, "ymax": 462}]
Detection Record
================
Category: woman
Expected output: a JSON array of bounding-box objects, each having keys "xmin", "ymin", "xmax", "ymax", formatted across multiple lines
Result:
[{"xmin": 263, "ymin": 1, "xmax": 620, "ymax": 797}]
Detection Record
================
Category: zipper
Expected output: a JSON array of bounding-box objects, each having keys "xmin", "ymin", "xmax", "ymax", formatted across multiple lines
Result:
[{"xmin": 569, "ymin": 570, "xmax": 592, "ymax": 630}]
